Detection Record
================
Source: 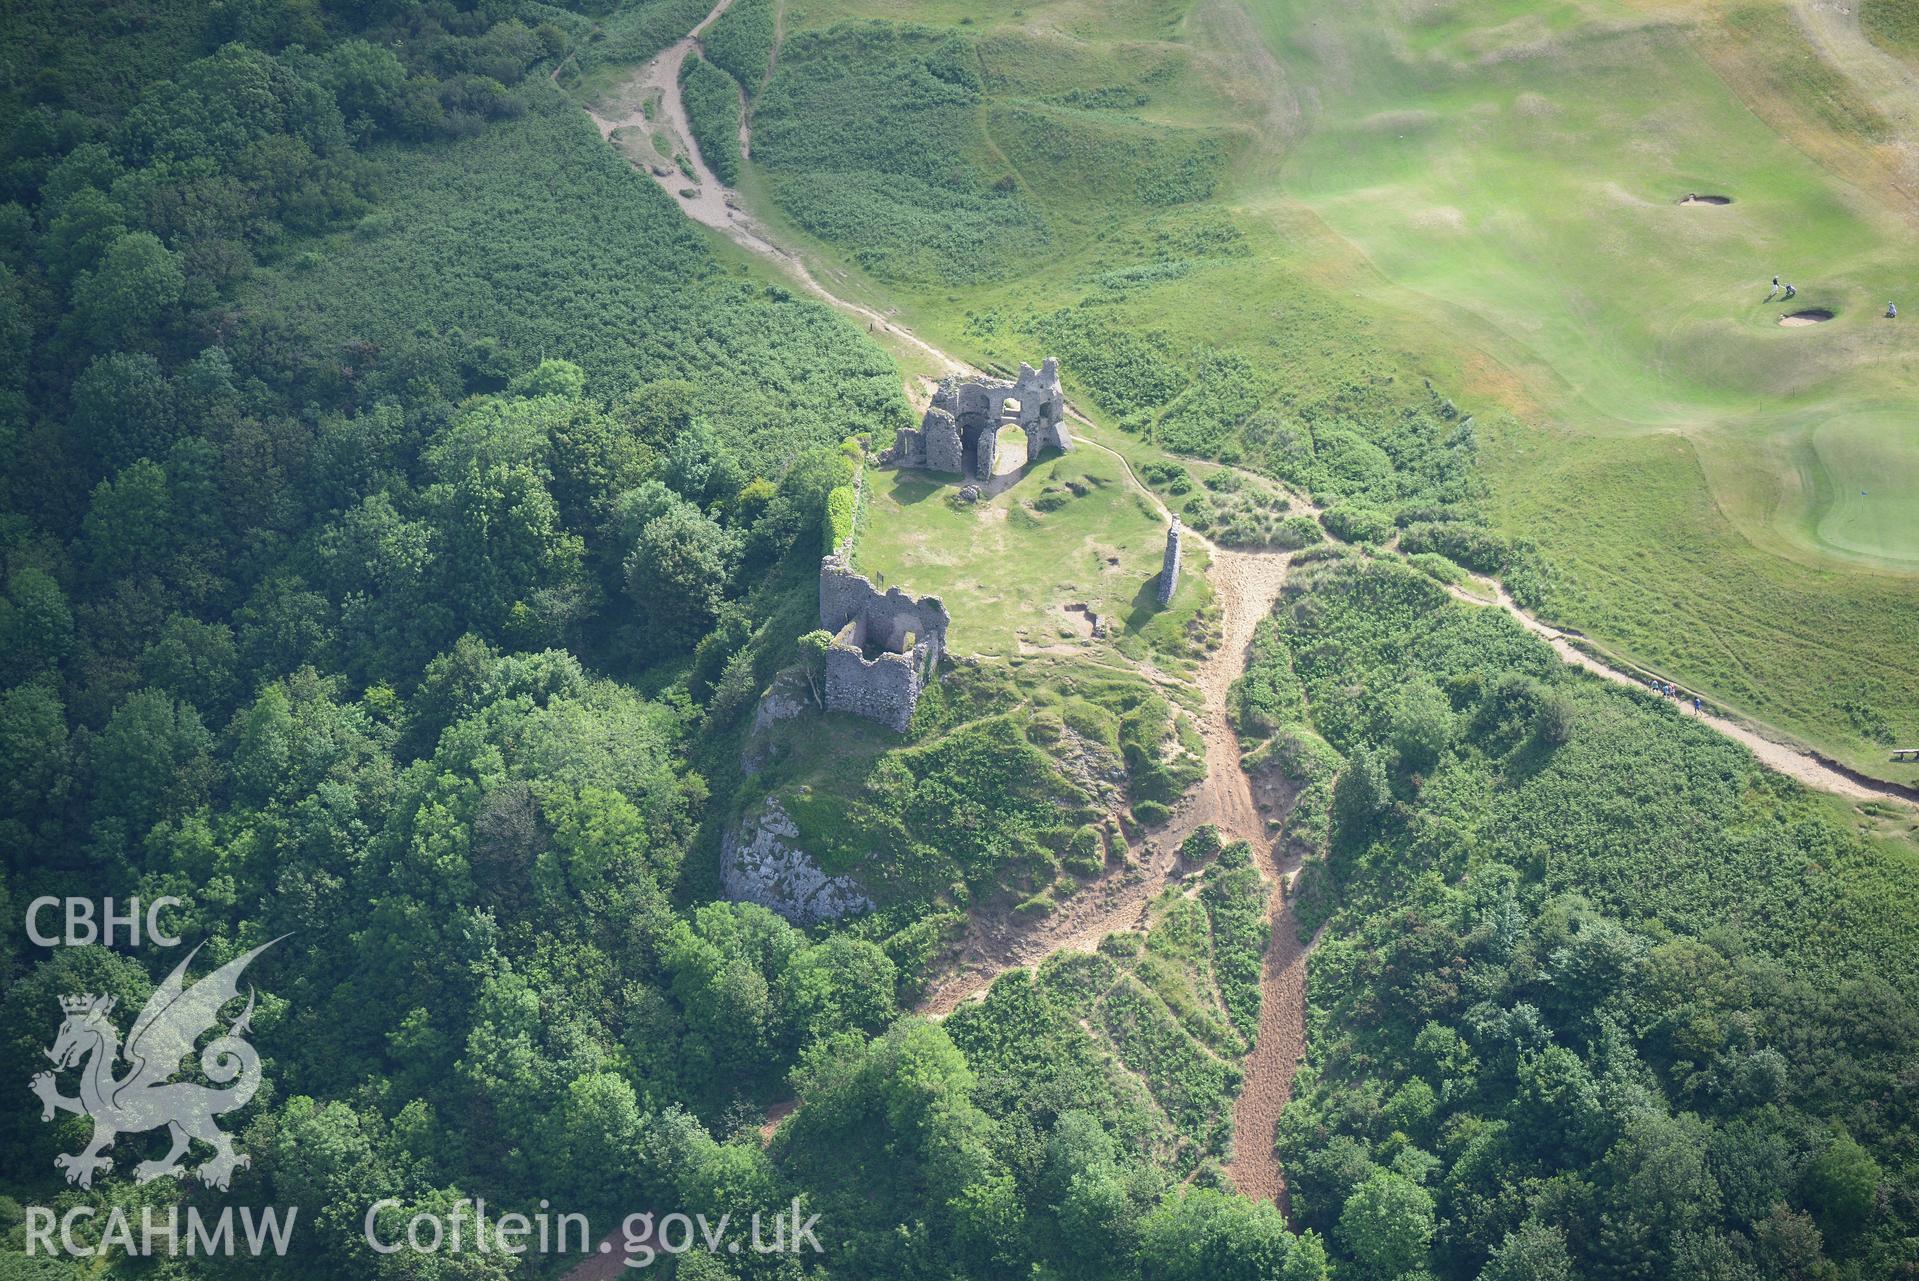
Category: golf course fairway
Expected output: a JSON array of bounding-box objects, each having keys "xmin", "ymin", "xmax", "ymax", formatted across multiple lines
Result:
[{"xmin": 1234, "ymin": 0, "xmax": 1919, "ymax": 773}]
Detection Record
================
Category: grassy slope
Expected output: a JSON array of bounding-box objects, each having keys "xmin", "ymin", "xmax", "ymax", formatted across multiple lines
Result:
[
  {"xmin": 1863, "ymin": 0, "xmax": 1919, "ymax": 63},
  {"xmin": 743, "ymin": 646, "xmax": 1212, "ymax": 910},
  {"xmin": 251, "ymin": 90, "xmax": 910, "ymax": 457},
  {"xmin": 1269, "ymin": 554, "xmax": 1919, "ymax": 1278},
  {"xmin": 1284, "ymin": 553, "xmax": 1919, "ymax": 991},
  {"xmin": 1241, "ymin": 0, "xmax": 1919, "ymax": 774},
  {"xmin": 948, "ymin": 850, "xmax": 1270, "ymax": 1173},
  {"xmin": 743, "ymin": 0, "xmax": 1919, "ymax": 783},
  {"xmin": 753, "ymin": 2, "xmax": 1477, "ymax": 652}
]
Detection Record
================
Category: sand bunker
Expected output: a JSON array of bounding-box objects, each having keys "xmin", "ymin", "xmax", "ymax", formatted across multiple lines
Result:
[
  {"xmin": 1779, "ymin": 309, "xmax": 1835, "ymax": 326},
  {"xmin": 1679, "ymin": 194, "xmax": 1733, "ymax": 205}
]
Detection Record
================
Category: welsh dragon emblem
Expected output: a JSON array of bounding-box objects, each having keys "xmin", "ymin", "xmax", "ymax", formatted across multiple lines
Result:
[{"xmin": 30, "ymin": 937, "xmax": 283, "ymax": 1190}]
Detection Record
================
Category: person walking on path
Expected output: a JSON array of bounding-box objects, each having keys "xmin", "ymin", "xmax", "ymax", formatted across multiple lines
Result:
[{"xmin": 1693, "ymin": 696, "xmax": 1703, "ymax": 714}]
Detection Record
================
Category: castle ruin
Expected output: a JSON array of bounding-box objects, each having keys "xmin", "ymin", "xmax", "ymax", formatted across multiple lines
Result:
[
  {"xmin": 819, "ymin": 554, "xmax": 949, "ymax": 733},
  {"xmin": 888, "ymin": 359, "xmax": 1073, "ymax": 478}
]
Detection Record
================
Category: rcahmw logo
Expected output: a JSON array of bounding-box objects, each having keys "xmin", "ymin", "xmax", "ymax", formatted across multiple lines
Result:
[{"xmin": 24, "ymin": 934, "xmax": 300, "ymax": 1259}]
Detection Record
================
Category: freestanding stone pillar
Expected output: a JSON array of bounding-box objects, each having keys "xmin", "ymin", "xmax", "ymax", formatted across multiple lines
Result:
[{"xmin": 1158, "ymin": 518, "xmax": 1182, "ymax": 606}]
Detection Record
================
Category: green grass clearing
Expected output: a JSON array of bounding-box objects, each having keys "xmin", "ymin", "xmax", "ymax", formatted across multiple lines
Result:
[{"xmin": 853, "ymin": 439, "xmax": 1207, "ymax": 661}]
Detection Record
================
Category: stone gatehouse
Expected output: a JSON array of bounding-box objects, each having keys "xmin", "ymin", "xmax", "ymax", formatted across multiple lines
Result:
[
  {"xmin": 887, "ymin": 358, "xmax": 1074, "ymax": 478},
  {"xmin": 819, "ymin": 554, "xmax": 949, "ymax": 732}
]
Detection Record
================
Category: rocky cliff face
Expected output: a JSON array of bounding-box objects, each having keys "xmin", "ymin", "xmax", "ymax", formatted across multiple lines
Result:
[{"xmin": 721, "ymin": 797, "xmax": 874, "ymax": 924}]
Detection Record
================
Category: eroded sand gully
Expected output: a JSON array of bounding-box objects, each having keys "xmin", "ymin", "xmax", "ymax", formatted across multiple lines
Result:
[{"xmin": 911, "ymin": 544, "xmax": 1309, "ymax": 1207}]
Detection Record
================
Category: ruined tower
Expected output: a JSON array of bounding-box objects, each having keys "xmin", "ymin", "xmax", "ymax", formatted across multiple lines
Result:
[
  {"xmin": 817, "ymin": 555, "xmax": 949, "ymax": 733},
  {"xmin": 1158, "ymin": 518, "xmax": 1182, "ymax": 606}
]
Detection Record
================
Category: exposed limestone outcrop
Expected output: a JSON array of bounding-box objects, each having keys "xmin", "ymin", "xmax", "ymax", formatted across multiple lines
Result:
[
  {"xmin": 741, "ymin": 668, "xmax": 809, "ymax": 775},
  {"xmin": 721, "ymin": 797, "xmax": 873, "ymax": 924}
]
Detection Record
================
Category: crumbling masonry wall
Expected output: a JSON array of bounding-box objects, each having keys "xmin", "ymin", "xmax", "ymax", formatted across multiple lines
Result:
[
  {"xmin": 819, "ymin": 555, "xmax": 949, "ymax": 733},
  {"xmin": 889, "ymin": 358, "xmax": 1073, "ymax": 477}
]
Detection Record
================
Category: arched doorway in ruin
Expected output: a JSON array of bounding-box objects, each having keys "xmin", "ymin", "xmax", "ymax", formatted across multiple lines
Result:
[{"xmin": 958, "ymin": 400, "xmax": 1031, "ymax": 478}]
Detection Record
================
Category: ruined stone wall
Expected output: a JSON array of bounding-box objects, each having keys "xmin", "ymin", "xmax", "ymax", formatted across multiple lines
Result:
[
  {"xmin": 825, "ymin": 643, "xmax": 923, "ymax": 734},
  {"xmin": 1007, "ymin": 356, "xmax": 1073, "ymax": 457},
  {"xmin": 818, "ymin": 554, "xmax": 949, "ymax": 733},
  {"xmin": 1158, "ymin": 518, "xmax": 1183, "ymax": 606},
  {"xmin": 887, "ymin": 357, "xmax": 1073, "ymax": 476},
  {"xmin": 892, "ymin": 408, "xmax": 963, "ymax": 473},
  {"xmin": 820, "ymin": 557, "xmax": 948, "ymax": 650}
]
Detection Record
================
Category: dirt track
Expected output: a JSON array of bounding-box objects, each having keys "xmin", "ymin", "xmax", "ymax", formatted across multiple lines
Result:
[
  {"xmin": 908, "ymin": 543, "xmax": 1309, "ymax": 1209},
  {"xmin": 580, "ymin": 0, "xmax": 965, "ymax": 377},
  {"xmin": 582, "ymin": 0, "xmax": 749, "ymax": 242},
  {"xmin": 1202, "ymin": 551, "xmax": 1309, "ymax": 1209},
  {"xmin": 914, "ymin": 544, "xmax": 1301, "ymax": 1003},
  {"xmin": 1448, "ymin": 581, "xmax": 1918, "ymax": 807}
]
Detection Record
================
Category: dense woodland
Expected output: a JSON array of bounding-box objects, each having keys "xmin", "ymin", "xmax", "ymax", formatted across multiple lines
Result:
[
  {"xmin": 0, "ymin": 0, "xmax": 1315, "ymax": 1277},
  {"xmin": 1245, "ymin": 555, "xmax": 1919, "ymax": 1280},
  {"xmin": 3, "ymin": 1, "xmax": 1916, "ymax": 1280}
]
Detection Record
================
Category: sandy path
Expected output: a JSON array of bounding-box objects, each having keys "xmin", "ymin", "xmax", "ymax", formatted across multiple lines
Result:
[
  {"xmin": 913, "ymin": 851, "xmax": 1173, "ymax": 1016},
  {"xmin": 909, "ymin": 542, "xmax": 1311, "ymax": 1211},
  {"xmin": 915, "ymin": 544, "xmax": 1300, "ymax": 1015},
  {"xmin": 1448, "ymin": 581, "xmax": 1917, "ymax": 806},
  {"xmin": 584, "ymin": 0, "xmax": 740, "ymax": 234},
  {"xmin": 1202, "ymin": 551, "xmax": 1310, "ymax": 1211},
  {"xmin": 581, "ymin": 6, "xmax": 964, "ymax": 376}
]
